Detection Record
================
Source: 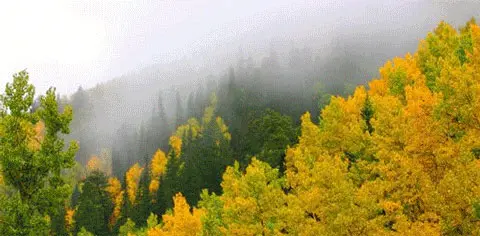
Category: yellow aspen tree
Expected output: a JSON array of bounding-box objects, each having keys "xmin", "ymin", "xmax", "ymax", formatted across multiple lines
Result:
[
  {"xmin": 169, "ymin": 136, "xmax": 182, "ymax": 157},
  {"xmin": 126, "ymin": 163, "xmax": 144, "ymax": 205},
  {"xmin": 202, "ymin": 93, "xmax": 217, "ymax": 126},
  {"xmin": 106, "ymin": 177, "xmax": 123, "ymax": 228},
  {"xmin": 219, "ymin": 159, "xmax": 293, "ymax": 235},
  {"xmin": 284, "ymin": 112, "xmax": 369, "ymax": 235},
  {"xmin": 318, "ymin": 86, "xmax": 372, "ymax": 158},
  {"xmin": 149, "ymin": 149, "xmax": 168, "ymax": 197},
  {"xmin": 148, "ymin": 193, "xmax": 203, "ymax": 236},
  {"xmin": 215, "ymin": 117, "xmax": 231, "ymax": 142},
  {"xmin": 435, "ymin": 159, "xmax": 480, "ymax": 234}
]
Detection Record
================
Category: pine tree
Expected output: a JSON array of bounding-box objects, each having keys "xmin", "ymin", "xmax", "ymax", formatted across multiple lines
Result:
[
  {"xmin": 175, "ymin": 90, "xmax": 184, "ymax": 128},
  {"xmin": 74, "ymin": 171, "xmax": 113, "ymax": 236},
  {"xmin": 187, "ymin": 91, "xmax": 195, "ymax": 119}
]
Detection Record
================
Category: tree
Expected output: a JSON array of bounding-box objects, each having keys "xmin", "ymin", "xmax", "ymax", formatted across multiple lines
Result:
[
  {"xmin": 194, "ymin": 83, "xmax": 206, "ymax": 118},
  {"xmin": 147, "ymin": 93, "xmax": 170, "ymax": 156},
  {"xmin": 138, "ymin": 122, "xmax": 148, "ymax": 166},
  {"xmin": 147, "ymin": 193, "xmax": 204, "ymax": 235},
  {"xmin": 217, "ymin": 159, "xmax": 294, "ymax": 235},
  {"xmin": 149, "ymin": 149, "xmax": 168, "ymax": 198},
  {"xmin": 120, "ymin": 163, "xmax": 144, "ymax": 226},
  {"xmin": 165, "ymin": 94, "xmax": 234, "ymax": 206},
  {"xmin": 198, "ymin": 190, "xmax": 225, "ymax": 236},
  {"xmin": 175, "ymin": 90, "xmax": 185, "ymax": 128},
  {"xmin": 126, "ymin": 163, "xmax": 144, "ymax": 206},
  {"xmin": 130, "ymin": 169, "xmax": 152, "ymax": 226},
  {"xmin": 0, "ymin": 70, "xmax": 78, "ymax": 234},
  {"xmin": 74, "ymin": 171, "xmax": 113, "ymax": 236},
  {"xmin": 187, "ymin": 91, "xmax": 195, "ymax": 119},
  {"xmin": 69, "ymin": 86, "xmax": 93, "ymax": 165},
  {"xmin": 106, "ymin": 177, "xmax": 123, "ymax": 229},
  {"xmin": 158, "ymin": 139, "xmax": 184, "ymax": 212},
  {"xmin": 244, "ymin": 109, "xmax": 297, "ymax": 170}
]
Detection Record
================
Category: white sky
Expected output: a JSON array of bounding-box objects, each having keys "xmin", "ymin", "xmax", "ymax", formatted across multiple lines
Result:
[
  {"xmin": 1, "ymin": 0, "xmax": 479, "ymax": 95},
  {"xmin": 0, "ymin": 1, "xmax": 110, "ymax": 95},
  {"xmin": 0, "ymin": 0, "xmax": 308, "ymax": 95}
]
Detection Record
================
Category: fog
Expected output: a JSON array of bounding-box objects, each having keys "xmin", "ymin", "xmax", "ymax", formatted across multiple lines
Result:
[
  {"xmin": 2, "ymin": 0, "xmax": 480, "ymax": 168},
  {"xmin": 1, "ymin": 1, "xmax": 478, "ymax": 94}
]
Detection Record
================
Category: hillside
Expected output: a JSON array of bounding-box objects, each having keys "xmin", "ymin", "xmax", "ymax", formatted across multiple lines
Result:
[{"xmin": 2, "ymin": 17, "xmax": 480, "ymax": 235}]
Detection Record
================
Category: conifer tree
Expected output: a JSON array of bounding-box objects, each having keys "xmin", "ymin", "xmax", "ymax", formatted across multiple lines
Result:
[{"xmin": 74, "ymin": 171, "xmax": 113, "ymax": 236}]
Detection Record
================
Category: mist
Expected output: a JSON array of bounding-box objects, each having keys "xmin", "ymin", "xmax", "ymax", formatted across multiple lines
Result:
[
  {"xmin": 5, "ymin": 2, "xmax": 480, "ymax": 234},
  {"xmin": 3, "ymin": 0, "xmax": 480, "ymax": 170}
]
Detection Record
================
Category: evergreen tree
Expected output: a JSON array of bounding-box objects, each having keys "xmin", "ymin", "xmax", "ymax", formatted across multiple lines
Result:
[
  {"xmin": 162, "ymin": 95, "xmax": 234, "ymax": 207},
  {"xmin": 159, "ymin": 147, "xmax": 183, "ymax": 212},
  {"xmin": 130, "ymin": 170, "xmax": 151, "ymax": 226},
  {"xmin": 74, "ymin": 171, "xmax": 113, "ymax": 236},
  {"xmin": 175, "ymin": 90, "xmax": 184, "ymax": 128},
  {"xmin": 50, "ymin": 205, "xmax": 68, "ymax": 235},
  {"xmin": 244, "ymin": 109, "xmax": 297, "ymax": 170},
  {"xmin": 69, "ymin": 86, "xmax": 93, "ymax": 165},
  {"xmin": 194, "ymin": 83, "xmax": 206, "ymax": 118},
  {"xmin": 138, "ymin": 122, "xmax": 148, "ymax": 166},
  {"xmin": 187, "ymin": 91, "xmax": 195, "ymax": 119}
]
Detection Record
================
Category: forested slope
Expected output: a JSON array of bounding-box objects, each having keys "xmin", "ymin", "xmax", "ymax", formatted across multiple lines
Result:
[
  {"xmin": 2, "ymin": 19, "xmax": 480, "ymax": 235},
  {"xmin": 104, "ymin": 19, "xmax": 480, "ymax": 235}
]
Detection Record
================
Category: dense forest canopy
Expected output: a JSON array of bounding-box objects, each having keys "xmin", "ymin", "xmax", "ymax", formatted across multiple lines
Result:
[{"xmin": 2, "ymin": 8, "xmax": 480, "ymax": 236}]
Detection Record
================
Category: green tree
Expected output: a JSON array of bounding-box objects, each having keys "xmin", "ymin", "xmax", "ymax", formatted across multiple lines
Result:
[
  {"xmin": 175, "ymin": 90, "xmax": 185, "ymax": 128},
  {"xmin": 0, "ymin": 70, "xmax": 78, "ymax": 234},
  {"xmin": 244, "ymin": 109, "xmax": 297, "ymax": 170},
  {"xmin": 158, "ymin": 146, "xmax": 183, "ymax": 212},
  {"xmin": 74, "ymin": 171, "xmax": 113, "ymax": 236},
  {"xmin": 130, "ymin": 170, "xmax": 152, "ymax": 226}
]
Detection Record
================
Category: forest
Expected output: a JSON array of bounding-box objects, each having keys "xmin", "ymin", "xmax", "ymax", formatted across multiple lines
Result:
[{"xmin": 2, "ymin": 19, "xmax": 480, "ymax": 235}]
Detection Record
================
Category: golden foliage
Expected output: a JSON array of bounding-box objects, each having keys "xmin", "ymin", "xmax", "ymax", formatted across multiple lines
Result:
[
  {"xmin": 126, "ymin": 163, "xmax": 144, "ymax": 205},
  {"xmin": 0, "ymin": 164, "xmax": 3, "ymax": 186},
  {"xmin": 148, "ymin": 193, "xmax": 203, "ymax": 236},
  {"xmin": 28, "ymin": 120, "xmax": 44, "ymax": 151},
  {"xmin": 110, "ymin": 20, "xmax": 480, "ymax": 235},
  {"xmin": 175, "ymin": 118, "xmax": 201, "ymax": 140},
  {"xmin": 202, "ymin": 93, "xmax": 218, "ymax": 126},
  {"xmin": 149, "ymin": 149, "xmax": 168, "ymax": 196},
  {"xmin": 169, "ymin": 136, "xmax": 182, "ymax": 157},
  {"xmin": 65, "ymin": 208, "xmax": 75, "ymax": 233},
  {"xmin": 219, "ymin": 159, "xmax": 296, "ymax": 235},
  {"xmin": 86, "ymin": 155, "xmax": 102, "ymax": 172},
  {"xmin": 168, "ymin": 92, "xmax": 232, "ymax": 164},
  {"xmin": 198, "ymin": 20, "xmax": 480, "ymax": 235},
  {"xmin": 216, "ymin": 117, "xmax": 231, "ymax": 141},
  {"xmin": 106, "ymin": 177, "xmax": 123, "ymax": 228}
]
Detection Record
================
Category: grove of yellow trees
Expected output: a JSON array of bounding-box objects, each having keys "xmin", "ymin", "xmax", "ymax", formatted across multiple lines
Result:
[
  {"xmin": 198, "ymin": 19, "xmax": 480, "ymax": 236},
  {"xmin": 72, "ymin": 20, "xmax": 480, "ymax": 235}
]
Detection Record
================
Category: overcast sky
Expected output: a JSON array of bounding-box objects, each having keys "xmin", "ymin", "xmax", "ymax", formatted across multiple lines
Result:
[
  {"xmin": 1, "ymin": 0, "xmax": 479, "ymax": 95},
  {"xmin": 1, "ymin": 0, "xmax": 331, "ymax": 95}
]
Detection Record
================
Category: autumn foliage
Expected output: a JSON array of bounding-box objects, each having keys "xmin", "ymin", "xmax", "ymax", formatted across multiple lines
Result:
[
  {"xmin": 196, "ymin": 19, "xmax": 480, "ymax": 235},
  {"xmin": 68, "ymin": 19, "xmax": 480, "ymax": 235},
  {"xmin": 149, "ymin": 149, "xmax": 167, "ymax": 197},
  {"xmin": 86, "ymin": 155, "xmax": 102, "ymax": 173},
  {"xmin": 106, "ymin": 177, "xmax": 123, "ymax": 228},
  {"xmin": 126, "ymin": 163, "xmax": 144, "ymax": 205},
  {"xmin": 147, "ymin": 193, "xmax": 204, "ymax": 236}
]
